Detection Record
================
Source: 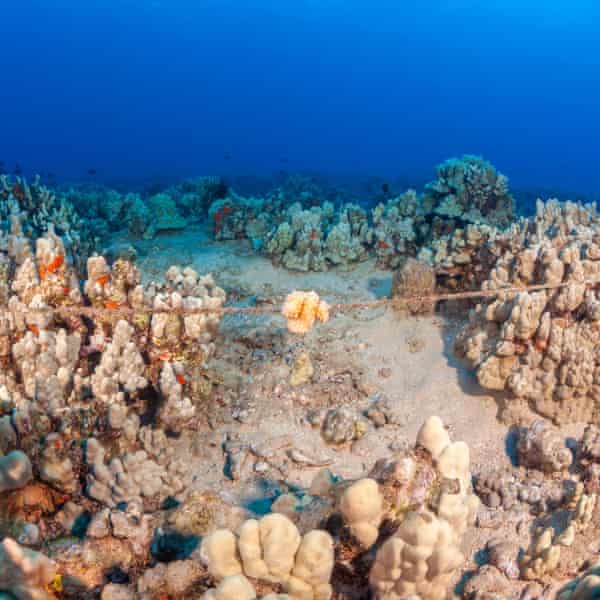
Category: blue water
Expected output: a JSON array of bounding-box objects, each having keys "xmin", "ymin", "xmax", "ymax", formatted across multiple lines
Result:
[{"xmin": 2, "ymin": 1, "xmax": 600, "ymax": 194}]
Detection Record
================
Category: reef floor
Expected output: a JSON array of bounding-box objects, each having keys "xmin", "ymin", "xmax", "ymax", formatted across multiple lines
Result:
[{"xmin": 112, "ymin": 226, "xmax": 589, "ymax": 596}]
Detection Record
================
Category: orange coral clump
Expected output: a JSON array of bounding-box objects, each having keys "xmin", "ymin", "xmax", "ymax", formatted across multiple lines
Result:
[
  {"xmin": 63, "ymin": 286, "xmax": 71, "ymax": 295},
  {"xmin": 377, "ymin": 240, "xmax": 390, "ymax": 250},
  {"xmin": 96, "ymin": 275, "xmax": 110, "ymax": 286},
  {"xmin": 176, "ymin": 374, "xmax": 186, "ymax": 386},
  {"xmin": 27, "ymin": 324, "xmax": 40, "ymax": 336},
  {"xmin": 281, "ymin": 290, "xmax": 330, "ymax": 335}
]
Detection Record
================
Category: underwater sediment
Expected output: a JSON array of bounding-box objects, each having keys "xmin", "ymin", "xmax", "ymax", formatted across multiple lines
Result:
[{"xmin": 0, "ymin": 157, "xmax": 599, "ymax": 599}]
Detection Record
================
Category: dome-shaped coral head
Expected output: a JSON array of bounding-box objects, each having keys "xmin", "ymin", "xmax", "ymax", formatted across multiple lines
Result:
[{"xmin": 282, "ymin": 290, "xmax": 330, "ymax": 335}]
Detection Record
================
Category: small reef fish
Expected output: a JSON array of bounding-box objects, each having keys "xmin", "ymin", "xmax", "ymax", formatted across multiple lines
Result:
[
  {"xmin": 39, "ymin": 254, "xmax": 64, "ymax": 280},
  {"xmin": 104, "ymin": 300, "xmax": 121, "ymax": 310},
  {"xmin": 46, "ymin": 254, "xmax": 64, "ymax": 273},
  {"xmin": 88, "ymin": 168, "xmax": 97, "ymax": 176}
]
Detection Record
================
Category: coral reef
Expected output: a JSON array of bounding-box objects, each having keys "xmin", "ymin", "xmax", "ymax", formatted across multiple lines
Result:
[
  {"xmin": 1, "ymin": 175, "xmax": 98, "ymax": 271},
  {"xmin": 3, "ymin": 161, "xmax": 600, "ymax": 600},
  {"xmin": 455, "ymin": 198, "xmax": 600, "ymax": 422},
  {"xmin": 170, "ymin": 176, "xmax": 228, "ymax": 218},
  {"xmin": 202, "ymin": 156, "xmax": 517, "ymax": 273}
]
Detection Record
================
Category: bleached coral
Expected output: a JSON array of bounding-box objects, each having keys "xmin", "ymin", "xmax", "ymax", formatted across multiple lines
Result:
[
  {"xmin": 368, "ymin": 416, "xmax": 479, "ymax": 600},
  {"xmin": 200, "ymin": 514, "xmax": 334, "ymax": 600},
  {"xmin": 149, "ymin": 266, "xmax": 225, "ymax": 365},
  {"xmin": 0, "ymin": 174, "xmax": 96, "ymax": 270},
  {"xmin": 338, "ymin": 478, "xmax": 383, "ymax": 548},
  {"xmin": 158, "ymin": 361, "xmax": 196, "ymax": 432},
  {"xmin": 12, "ymin": 328, "xmax": 81, "ymax": 415},
  {"xmin": 281, "ymin": 291, "xmax": 330, "ymax": 335}
]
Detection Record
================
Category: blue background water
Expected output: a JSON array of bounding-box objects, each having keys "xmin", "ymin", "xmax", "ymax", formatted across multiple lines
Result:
[{"xmin": 2, "ymin": 0, "xmax": 599, "ymax": 194}]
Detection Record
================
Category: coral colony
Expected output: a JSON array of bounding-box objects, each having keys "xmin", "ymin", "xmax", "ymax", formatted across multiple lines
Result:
[{"xmin": 0, "ymin": 156, "xmax": 599, "ymax": 599}]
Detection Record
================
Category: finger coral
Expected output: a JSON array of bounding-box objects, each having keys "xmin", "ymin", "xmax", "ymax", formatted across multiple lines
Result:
[
  {"xmin": 200, "ymin": 514, "xmax": 334, "ymax": 600},
  {"xmin": 455, "ymin": 198, "xmax": 600, "ymax": 423}
]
